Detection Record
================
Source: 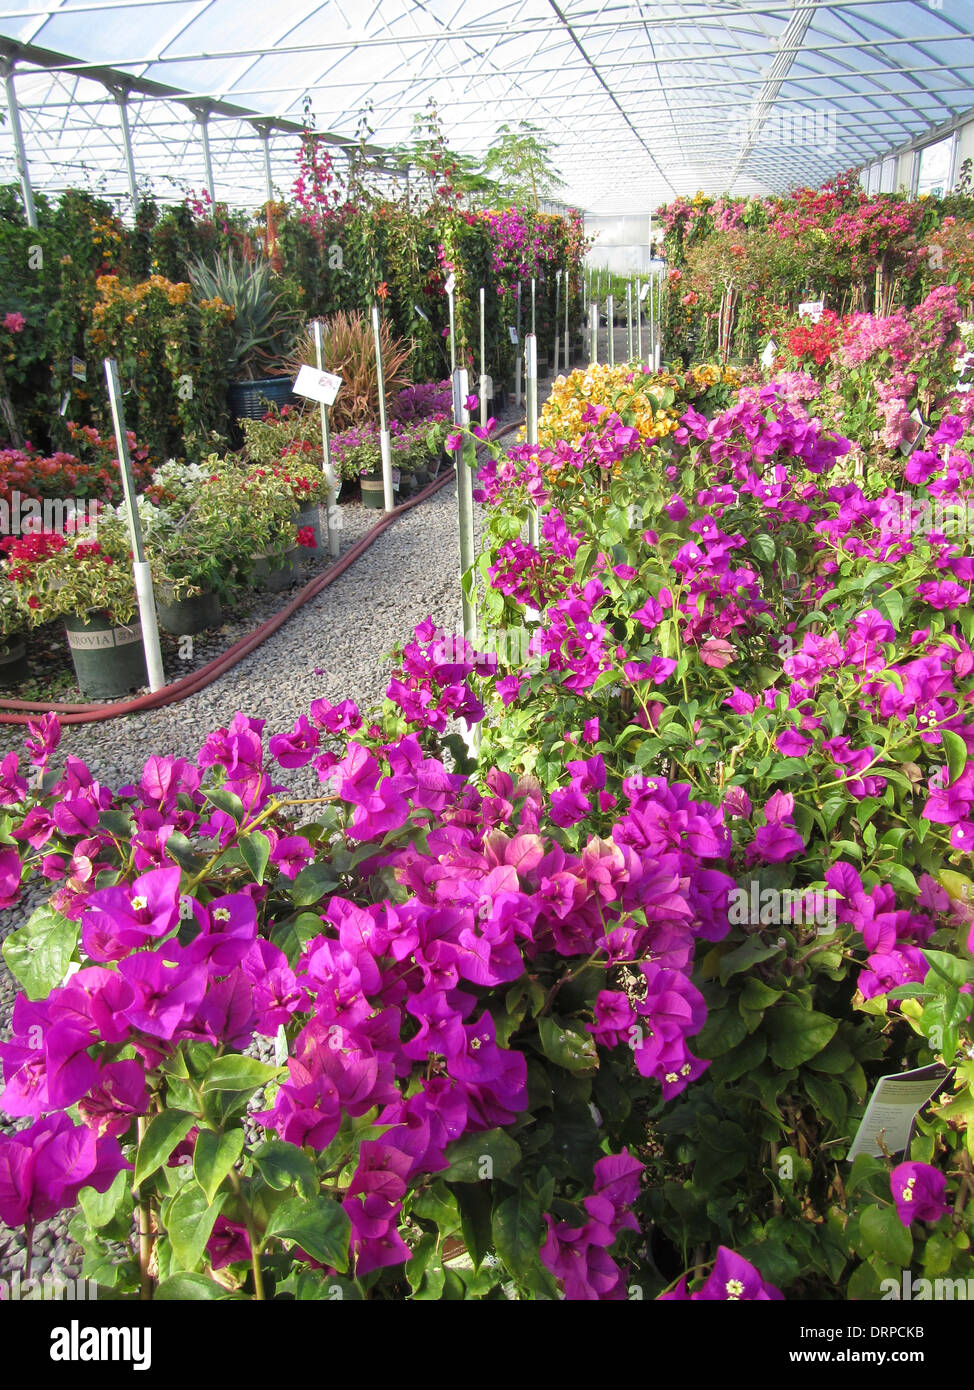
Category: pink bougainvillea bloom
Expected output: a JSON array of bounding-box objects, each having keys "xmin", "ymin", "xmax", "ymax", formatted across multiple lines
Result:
[
  {"xmin": 3, "ymin": 312, "xmax": 25, "ymax": 333},
  {"xmin": 891, "ymin": 1162, "xmax": 948, "ymax": 1226},
  {"xmin": 699, "ymin": 638, "xmax": 735, "ymax": 668}
]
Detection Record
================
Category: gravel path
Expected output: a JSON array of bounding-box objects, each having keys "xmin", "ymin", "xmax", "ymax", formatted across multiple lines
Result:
[{"xmin": 0, "ymin": 380, "xmax": 561, "ymax": 1285}]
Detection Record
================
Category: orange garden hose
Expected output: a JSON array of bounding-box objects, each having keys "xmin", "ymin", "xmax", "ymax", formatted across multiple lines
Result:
[{"xmin": 0, "ymin": 420, "xmax": 525, "ymax": 725}]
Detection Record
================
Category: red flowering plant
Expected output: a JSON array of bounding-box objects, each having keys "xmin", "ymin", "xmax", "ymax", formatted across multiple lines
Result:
[{"xmin": 2, "ymin": 513, "xmax": 138, "ymax": 627}]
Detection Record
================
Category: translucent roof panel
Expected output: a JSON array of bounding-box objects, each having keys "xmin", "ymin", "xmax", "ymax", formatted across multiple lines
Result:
[{"xmin": 0, "ymin": 1, "xmax": 973, "ymax": 214}]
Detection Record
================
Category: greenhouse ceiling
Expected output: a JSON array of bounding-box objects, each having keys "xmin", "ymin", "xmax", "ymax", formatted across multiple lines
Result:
[{"xmin": 0, "ymin": 0, "xmax": 973, "ymax": 216}]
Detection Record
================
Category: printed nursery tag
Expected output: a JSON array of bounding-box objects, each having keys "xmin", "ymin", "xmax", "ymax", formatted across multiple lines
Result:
[
  {"xmin": 444, "ymin": 273, "xmax": 456, "ymax": 296},
  {"xmin": 798, "ymin": 300, "xmax": 824, "ymax": 322},
  {"xmin": 481, "ymin": 374, "xmax": 493, "ymax": 398},
  {"xmin": 70, "ymin": 356, "xmax": 87, "ymax": 381},
  {"xmin": 293, "ymin": 365, "xmax": 342, "ymax": 406},
  {"xmin": 846, "ymin": 1063, "xmax": 952, "ymax": 1160},
  {"xmin": 899, "ymin": 407, "xmax": 928, "ymax": 457},
  {"xmin": 760, "ymin": 339, "xmax": 777, "ymax": 368},
  {"xmin": 509, "ymin": 326, "xmax": 519, "ymax": 344}
]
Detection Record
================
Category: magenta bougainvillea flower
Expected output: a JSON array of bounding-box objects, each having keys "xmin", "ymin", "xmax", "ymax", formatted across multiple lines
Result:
[
  {"xmin": 659, "ymin": 1247, "xmax": 783, "ymax": 1300},
  {"xmin": 890, "ymin": 1162, "xmax": 949, "ymax": 1226}
]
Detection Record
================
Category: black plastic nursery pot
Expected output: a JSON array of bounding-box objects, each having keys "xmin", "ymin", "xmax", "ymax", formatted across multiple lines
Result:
[
  {"xmin": 0, "ymin": 636, "xmax": 28, "ymax": 687},
  {"xmin": 227, "ymin": 376, "xmax": 295, "ymax": 422},
  {"xmin": 63, "ymin": 613, "xmax": 148, "ymax": 699},
  {"xmin": 252, "ymin": 549, "xmax": 300, "ymax": 592},
  {"xmin": 155, "ymin": 586, "xmax": 222, "ymax": 637}
]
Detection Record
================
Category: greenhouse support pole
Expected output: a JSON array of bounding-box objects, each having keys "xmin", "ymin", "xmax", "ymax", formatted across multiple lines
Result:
[
  {"xmin": 565, "ymin": 267, "xmax": 570, "ymax": 370},
  {"xmin": 104, "ymin": 359, "xmax": 165, "ymax": 694},
  {"xmin": 452, "ymin": 369, "xmax": 476, "ymax": 641},
  {"xmin": 112, "ymin": 90, "xmax": 139, "ymax": 213},
  {"xmin": 554, "ymin": 270, "xmax": 561, "ymax": 377},
  {"xmin": 260, "ymin": 128, "xmax": 274, "ymax": 204},
  {"xmin": 526, "ymin": 335, "xmax": 539, "ymax": 550},
  {"xmin": 447, "ymin": 281, "xmax": 457, "ymax": 376},
  {"xmin": 1, "ymin": 63, "xmax": 37, "ymax": 229},
  {"xmin": 648, "ymin": 278, "xmax": 655, "ymax": 371},
  {"xmin": 312, "ymin": 319, "xmax": 340, "ymax": 558},
  {"xmin": 479, "ymin": 286, "xmax": 487, "ymax": 428},
  {"xmin": 626, "ymin": 283, "xmax": 633, "ymax": 362},
  {"xmin": 372, "ymin": 304, "xmax": 395, "ymax": 512},
  {"xmin": 531, "ymin": 278, "xmax": 536, "ymax": 338},
  {"xmin": 607, "ymin": 296, "xmax": 615, "ymax": 368},
  {"xmin": 515, "ymin": 280, "xmax": 523, "ymax": 409},
  {"xmin": 197, "ymin": 110, "xmax": 216, "ymax": 210},
  {"xmin": 637, "ymin": 282, "xmax": 643, "ymax": 362}
]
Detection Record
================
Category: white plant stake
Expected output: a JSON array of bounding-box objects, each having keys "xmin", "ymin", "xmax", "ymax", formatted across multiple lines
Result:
[
  {"xmin": 554, "ymin": 269, "xmax": 561, "ymax": 376},
  {"xmin": 371, "ymin": 304, "xmax": 395, "ymax": 512},
  {"xmin": 479, "ymin": 286, "xmax": 488, "ymax": 428},
  {"xmin": 452, "ymin": 369, "xmax": 476, "ymax": 641},
  {"xmin": 312, "ymin": 319, "xmax": 340, "ymax": 557},
  {"xmin": 607, "ymin": 295, "xmax": 615, "ymax": 368},
  {"xmin": 526, "ymin": 334, "xmax": 539, "ymax": 550},
  {"xmin": 104, "ymin": 358, "xmax": 165, "ymax": 693}
]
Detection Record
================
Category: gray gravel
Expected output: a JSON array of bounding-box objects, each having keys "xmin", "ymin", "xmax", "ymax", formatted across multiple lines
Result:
[{"xmin": 0, "ymin": 380, "xmax": 559, "ymax": 1286}]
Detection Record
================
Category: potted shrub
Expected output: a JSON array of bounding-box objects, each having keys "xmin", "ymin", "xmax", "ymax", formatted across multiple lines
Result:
[
  {"xmin": 188, "ymin": 250, "xmax": 302, "ymax": 423},
  {"xmin": 0, "ymin": 568, "xmax": 28, "ymax": 686},
  {"xmin": 331, "ymin": 423, "xmax": 385, "ymax": 509},
  {"xmin": 286, "ymin": 312, "xmax": 413, "ymax": 433},
  {"xmin": 3, "ymin": 519, "xmax": 148, "ymax": 698}
]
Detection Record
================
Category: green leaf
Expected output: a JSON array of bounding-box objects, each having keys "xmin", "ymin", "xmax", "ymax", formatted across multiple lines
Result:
[
  {"xmin": 201, "ymin": 1055, "xmax": 281, "ymax": 1093},
  {"xmin": 537, "ymin": 1016, "xmax": 599, "ymax": 1073},
  {"xmin": 763, "ymin": 1006, "xmax": 838, "ymax": 1069},
  {"xmin": 135, "ymin": 1111, "xmax": 197, "ymax": 1187},
  {"xmin": 205, "ymin": 787, "xmax": 244, "ymax": 823},
  {"xmin": 491, "ymin": 1190, "xmax": 544, "ymax": 1284},
  {"xmin": 239, "ymin": 831, "xmax": 271, "ymax": 885},
  {"xmin": 454, "ymin": 1183, "xmax": 494, "ymax": 1272},
  {"xmin": 163, "ymin": 830, "xmax": 201, "ymax": 871},
  {"xmin": 859, "ymin": 1204, "xmax": 913, "ymax": 1267},
  {"xmin": 264, "ymin": 1195, "xmax": 350, "ymax": 1272},
  {"xmin": 2, "ymin": 903, "xmax": 78, "ymax": 999},
  {"xmin": 252, "ymin": 1139, "xmax": 319, "ymax": 1198},
  {"xmin": 78, "ymin": 1170, "xmax": 129, "ymax": 1229},
  {"xmin": 194, "ymin": 1129, "xmax": 244, "ymax": 1205},
  {"xmin": 444, "ymin": 1128, "xmax": 521, "ymax": 1183},
  {"xmin": 290, "ymin": 861, "xmax": 339, "ymax": 907},
  {"xmin": 876, "ymin": 588, "xmax": 904, "ymax": 631},
  {"xmin": 167, "ymin": 1185, "xmax": 226, "ymax": 1272},
  {"xmin": 155, "ymin": 1273, "xmax": 231, "ymax": 1300},
  {"xmin": 942, "ymin": 729, "xmax": 969, "ymax": 785},
  {"xmin": 718, "ymin": 935, "xmax": 782, "ymax": 986},
  {"xmin": 750, "ymin": 533, "xmax": 775, "ymax": 564}
]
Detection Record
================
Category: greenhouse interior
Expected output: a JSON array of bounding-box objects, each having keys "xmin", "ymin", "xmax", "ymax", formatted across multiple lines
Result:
[{"xmin": 1, "ymin": 0, "xmax": 974, "ymax": 1334}]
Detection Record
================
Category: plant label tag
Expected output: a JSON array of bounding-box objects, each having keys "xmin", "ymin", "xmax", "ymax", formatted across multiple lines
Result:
[
  {"xmin": 639, "ymin": 283, "xmax": 649, "ymax": 301},
  {"xmin": 413, "ymin": 304, "xmax": 429, "ymax": 323},
  {"xmin": 293, "ymin": 365, "xmax": 342, "ymax": 406},
  {"xmin": 760, "ymin": 339, "xmax": 777, "ymax": 368},
  {"xmin": 70, "ymin": 356, "xmax": 87, "ymax": 381},
  {"xmin": 274, "ymin": 1025, "xmax": 288, "ymax": 1066},
  {"xmin": 392, "ymin": 468, "xmax": 401, "ymax": 488},
  {"xmin": 59, "ymin": 392, "xmax": 70, "ymax": 417},
  {"xmin": 481, "ymin": 375, "xmax": 493, "ymax": 398},
  {"xmin": 846, "ymin": 1063, "xmax": 952, "ymax": 1160},
  {"xmin": 798, "ymin": 300, "xmax": 824, "ymax": 321},
  {"xmin": 444, "ymin": 273, "xmax": 456, "ymax": 297},
  {"xmin": 509, "ymin": 327, "xmax": 518, "ymax": 345},
  {"xmin": 900, "ymin": 407, "xmax": 928, "ymax": 457}
]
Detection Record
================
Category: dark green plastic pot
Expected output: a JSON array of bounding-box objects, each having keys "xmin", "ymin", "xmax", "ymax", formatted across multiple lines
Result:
[
  {"xmin": 64, "ymin": 613, "xmax": 148, "ymax": 699},
  {"xmin": 156, "ymin": 587, "xmax": 222, "ymax": 636},
  {"xmin": 0, "ymin": 636, "xmax": 28, "ymax": 687}
]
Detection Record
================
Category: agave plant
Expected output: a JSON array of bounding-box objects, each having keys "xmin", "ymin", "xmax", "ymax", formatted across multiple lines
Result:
[
  {"xmin": 285, "ymin": 311, "xmax": 414, "ymax": 431},
  {"xmin": 188, "ymin": 250, "xmax": 301, "ymax": 380}
]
